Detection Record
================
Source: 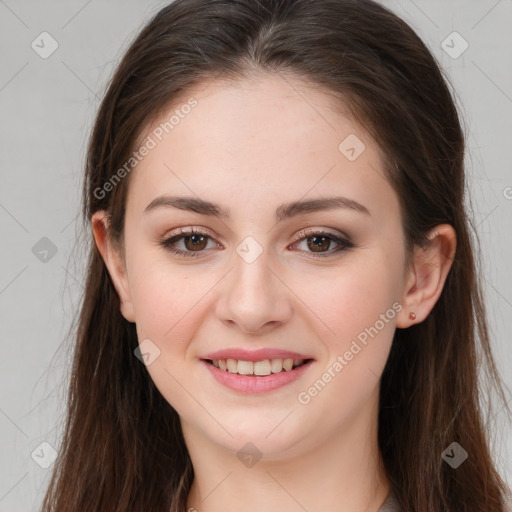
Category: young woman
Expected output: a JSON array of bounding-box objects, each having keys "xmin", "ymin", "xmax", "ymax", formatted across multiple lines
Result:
[{"xmin": 41, "ymin": 0, "xmax": 511, "ymax": 510}]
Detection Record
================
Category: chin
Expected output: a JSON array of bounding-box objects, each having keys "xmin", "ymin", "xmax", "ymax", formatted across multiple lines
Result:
[{"xmin": 200, "ymin": 416, "xmax": 312, "ymax": 460}]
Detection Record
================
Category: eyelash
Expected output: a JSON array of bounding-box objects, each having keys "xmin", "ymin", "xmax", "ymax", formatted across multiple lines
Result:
[{"xmin": 160, "ymin": 227, "xmax": 354, "ymax": 259}]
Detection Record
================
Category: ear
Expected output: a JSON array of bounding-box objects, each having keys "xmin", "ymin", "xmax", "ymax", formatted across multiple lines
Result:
[
  {"xmin": 91, "ymin": 210, "xmax": 135, "ymax": 322},
  {"xmin": 396, "ymin": 224, "xmax": 457, "ymax": 328}
]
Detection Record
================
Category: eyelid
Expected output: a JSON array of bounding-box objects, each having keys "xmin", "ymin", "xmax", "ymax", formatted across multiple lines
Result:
[
  {"xmin": 162, "ymin": 226, "xmax": 348, "ymax": 244},
  {"xmin": 160, "ymin": 226, "xmax": 223, "ymax": 258},
  {"xmin": 160, "ymin": 226, "xmax": 354, "ymax": 258},
  {"xmin": 288, "ymin": 228, "xmax": 354, "ymax": 258},
  {"xmin": 291, "ymin": 227, "xmax": 350, "ymax": 244},
  {"xmin": 163, "ymin": 225, "xmax": 220, "ymax": 242}
]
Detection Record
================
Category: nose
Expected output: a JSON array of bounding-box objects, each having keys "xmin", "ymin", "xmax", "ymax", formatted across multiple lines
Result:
[{"xmin": 215, "ymin": 250, "xmax": 293, "ymax": 335}]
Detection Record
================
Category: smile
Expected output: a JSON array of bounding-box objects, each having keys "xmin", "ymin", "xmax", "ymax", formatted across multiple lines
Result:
[
  {"xmin": 201, "ymin": 358, "xmax": 315, "ymax": 393},
  {"xmin": 206, "ymin": 357, "xmax": 309, "ymax": 375}
]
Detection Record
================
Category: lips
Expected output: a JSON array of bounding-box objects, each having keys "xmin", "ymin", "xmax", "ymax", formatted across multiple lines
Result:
[
  {"xmin": 201, "ymin": 348, "xmax": 314, "ymax": 362},
  {"xmin": 199, "ymin": 348, "xmax": 315, "ymax": 392},
  {"xmin": 201, "ymin": 357, "xmax": 315, "ymax": 393},
  {"xmin": 201, "ymin": 348, "xmax": 314, "ymax": 375}
]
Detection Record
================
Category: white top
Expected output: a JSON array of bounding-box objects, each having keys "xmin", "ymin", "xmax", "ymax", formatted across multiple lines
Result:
[
  {"xmin": 377, "ymin": 490, "xmax": 400, "ymax": 512},
  {"xmin": 377, "ymin": 490, "xmax": 512, "ymax": 511}
]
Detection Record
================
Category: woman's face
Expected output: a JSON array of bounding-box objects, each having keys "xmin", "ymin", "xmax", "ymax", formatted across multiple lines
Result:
[{"xmin": 102, "ymin": 73, "xmax": 412, "ymax": 459}]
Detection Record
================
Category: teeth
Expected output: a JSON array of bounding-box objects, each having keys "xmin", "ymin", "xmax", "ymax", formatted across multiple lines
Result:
[
  {"xmin": 237, "ymin": 360, "xmax": 253, "ymax": 375},
  {"xmin": 210, "ymin": 358, "xmax": 306, "ymax": 375},
  {"xmin": 254, "ymin": 360, "xmax": 271, "ymax": 376},
  {"xmin": 282, "ymin": 359, "xmax": 293, "ymax": 371},
  {"xmin": 270, "ymin": 358, "xmax": 283, "ymax": 373}
]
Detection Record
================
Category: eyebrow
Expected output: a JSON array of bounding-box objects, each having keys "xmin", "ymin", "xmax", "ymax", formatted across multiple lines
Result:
[{"xmin": 143, "ymin": 195, "xmax": 370, "ymax": 221}]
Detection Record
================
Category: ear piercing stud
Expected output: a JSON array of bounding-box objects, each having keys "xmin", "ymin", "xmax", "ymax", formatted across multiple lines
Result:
[{"xmin": 409, "ymin": 312, "xmax": 416, "ymax": 320}]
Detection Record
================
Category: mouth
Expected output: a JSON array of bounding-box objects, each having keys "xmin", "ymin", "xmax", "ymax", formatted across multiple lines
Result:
[
  {"xmin": 200, "ymin": 348, "xmax": 316, "ymax": 393},
  {"xmin": 201, "ymin": 357, "xmax": 315, "ymax": 394},
  {"xmin": 203, "ymin": 357, "xmax": 314, "ymax": 376}
]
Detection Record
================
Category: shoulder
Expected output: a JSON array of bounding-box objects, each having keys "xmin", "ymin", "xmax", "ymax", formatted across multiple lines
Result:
[
  {"xmin": 379, "ymin": 492, "xmax": 512, "ymax": 512},
  {"xmin": 378, "ymin": 490, "xmax": 400, "ymax": 512}
]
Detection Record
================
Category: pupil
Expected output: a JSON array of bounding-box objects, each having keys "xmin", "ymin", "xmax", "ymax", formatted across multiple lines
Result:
[
  {"xmin": 186, "ymin": 235, "xmax": 206, "ymax": 251},
  {"xmin": 308, "ymin": 236, "xmax": 329, "ymax": 252}
]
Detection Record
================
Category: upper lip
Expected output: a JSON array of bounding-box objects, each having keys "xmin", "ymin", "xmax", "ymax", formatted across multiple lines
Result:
[{"xmin": 201, "ymin": 348, "xmax": 314, "ymax": 362}]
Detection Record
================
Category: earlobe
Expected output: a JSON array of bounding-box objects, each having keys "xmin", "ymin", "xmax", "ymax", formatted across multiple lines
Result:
[
  {"xmin": 396, "ymin": 224, "xmax": 457, "ymax": 328},
  {"xmin": 91, "ymin": 211, "xmax": 136, "ymax": 322}
]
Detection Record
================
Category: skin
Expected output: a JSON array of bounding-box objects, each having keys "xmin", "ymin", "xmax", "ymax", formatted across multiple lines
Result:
[{"xmin": 92, "ymin": 72, "xmax": 456, "ymax": 512}]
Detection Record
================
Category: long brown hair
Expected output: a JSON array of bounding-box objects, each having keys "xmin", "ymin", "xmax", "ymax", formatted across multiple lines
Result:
[{"xmin": 41, "ymin": 0, "xmax": 511, "ymax": 510}]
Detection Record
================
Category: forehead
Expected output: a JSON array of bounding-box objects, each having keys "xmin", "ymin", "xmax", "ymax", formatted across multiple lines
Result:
[{"xmin": 127, "ymin": 73, "xmax": 398, "ymax": 224}]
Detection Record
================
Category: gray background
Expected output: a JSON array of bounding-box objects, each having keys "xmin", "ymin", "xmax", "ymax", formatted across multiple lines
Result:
[{"xmin": 0, "ymin": 1, "xmax": 511, "ymax": 510}]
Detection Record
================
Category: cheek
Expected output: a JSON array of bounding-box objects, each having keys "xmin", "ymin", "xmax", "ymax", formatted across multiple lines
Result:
[
  {"xmin": 128, "ymin": 264, "xmax": 209, "ymax": 411},
  {"xmin": 126, "ymin": 250, "xmax": 221, "ymax": 360},
  {"xmin": 295, "ymin": 283, "xmax": 397, "ymax": 420},
  {"xmin": 124, "ymin": 238, "xmax": 190, "ymax": 329},
  {"xmin": 130, "ymin": 270, "xmax": 197, "ymax": 344},
  {"xmin": 291, "ymin": 254, "xmax": 400, "ymax": 391},
  {"xmin": 290, "ymin": 252, "xmax": 401, "ymax": 340}
]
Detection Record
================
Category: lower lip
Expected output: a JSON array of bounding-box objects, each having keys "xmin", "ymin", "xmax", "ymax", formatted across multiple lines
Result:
[{"xmin": 201, "ymin": 359, "xmax": 314, "ymax": 394}]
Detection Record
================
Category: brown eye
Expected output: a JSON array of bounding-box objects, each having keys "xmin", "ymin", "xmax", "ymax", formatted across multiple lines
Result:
[
  {"xmin": 291, "ymin": 230, "xmax": 354, "ymax": 258},
  {"xmin": 160, "ymin": 228, "xmax": 221, "ymax": 258},
  {"xmin": 183, "ymin": 233, "xmax": 208, "ymax": 251},
  {"xmin": 160, "ymin": 228, "xmax": 353, "ymax": 259},
  {"xmin": 306, "ymin": 235, "xmax": 333, "ymax": 253}
]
